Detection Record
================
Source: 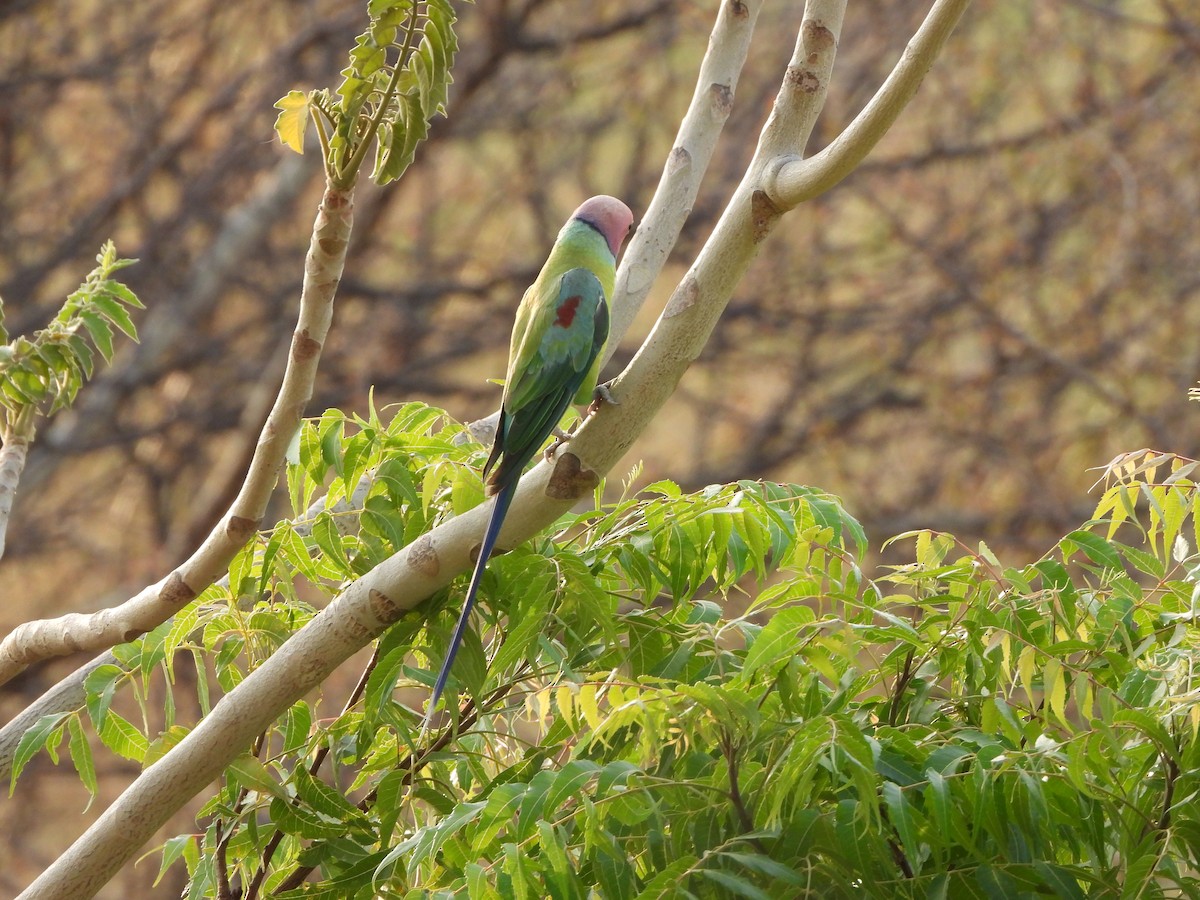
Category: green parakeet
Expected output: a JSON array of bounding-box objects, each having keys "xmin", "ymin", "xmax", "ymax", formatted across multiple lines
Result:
[{"xmin": 422, "ymin": 195, "xmax": 634, "ymax": 734}]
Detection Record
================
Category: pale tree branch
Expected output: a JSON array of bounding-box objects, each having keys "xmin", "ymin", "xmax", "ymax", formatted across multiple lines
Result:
[
  {"xmin": 0, "ymin": 407, "xmax": 35, "ymax": 561},
  {"xmin": 18, "ymin": 1, "xmax": 970, "ymax": 893},
  {"xmin": 767, "ymin": 0, "xmax": 972, "ymax": 208},
  {"xmin": 568, "ymin": 0, "xmax": 850, "ymax": 476},
  {"xmin": 604, "ymin": 0, "xmax": 761, "ymax": 357},
  {"xmin": 0, "ymin": 182, "xmax": 349, "ymax": 685},
  {"xmin": 0, "ymin": 474, "xmax": 372, "ymax": 783}
]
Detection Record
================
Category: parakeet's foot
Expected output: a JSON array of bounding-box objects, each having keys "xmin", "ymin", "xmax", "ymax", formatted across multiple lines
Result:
[
  {"xmin": 544, "ymin": 426, "xmax": 575, "ymax": 462},
  {"xmin": 587, "ymin": 381, "xmax": 619, "ymax": 417}
]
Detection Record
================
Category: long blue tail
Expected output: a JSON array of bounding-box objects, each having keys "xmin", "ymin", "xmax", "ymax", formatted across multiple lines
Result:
[{"xmin": 422, "ymin": 482, "xmax": 516, "ymax": 734}]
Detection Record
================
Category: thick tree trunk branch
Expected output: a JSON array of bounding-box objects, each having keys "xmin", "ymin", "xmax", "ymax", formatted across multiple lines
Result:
[
  {"xmin": 0, "ymin": 183, "xmax": 350, "ymax": 685},
  {"xmin": 19, "ymin": 1, "xmax": 970, "ymax": 893}
]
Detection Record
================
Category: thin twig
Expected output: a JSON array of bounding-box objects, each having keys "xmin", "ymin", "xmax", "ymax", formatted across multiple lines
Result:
[
  {"xmin": 243, "ymin": 648, "xmax": 382, "ymax": 900},
  {"xmin": 270, "ymin": 682, "xmax": 511, "ymax": 895},
  {"xmin": 721, "ymin": 731, "xmax": 766, "ymax": 853}
]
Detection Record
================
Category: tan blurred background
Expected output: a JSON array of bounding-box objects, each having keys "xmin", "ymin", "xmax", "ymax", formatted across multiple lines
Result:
[{"xmin": 1, "ymin": 0, "xmax": 1198, "ymax": 894}]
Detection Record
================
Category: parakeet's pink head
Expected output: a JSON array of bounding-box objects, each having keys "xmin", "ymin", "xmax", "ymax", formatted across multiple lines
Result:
[{"xmin": 572, "ymin": 195, "xmax": 634, "ymax": 258}]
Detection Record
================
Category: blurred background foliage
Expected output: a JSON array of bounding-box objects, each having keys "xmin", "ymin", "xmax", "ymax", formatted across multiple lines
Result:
[{"xmin": 0, "ymin": 0, "xmax": 1198, "ymax": 894}]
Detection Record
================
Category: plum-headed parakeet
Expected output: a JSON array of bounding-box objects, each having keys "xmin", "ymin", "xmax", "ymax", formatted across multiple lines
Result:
[{"xmin": 422, "ymin": 195, "xmax": 634, "ymax": 734}]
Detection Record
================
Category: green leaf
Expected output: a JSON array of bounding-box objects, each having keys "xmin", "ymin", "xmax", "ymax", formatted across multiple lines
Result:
[
  {"xmin": 84, "ymin": 663, "xmax": 125, "ymax": 730},
  {"xmin": 66, "ymin": 332, "xmax": 95, "ymax": 378},
  {"xmin": 278, "ymin": 526, "xmax": 320, "ymax": 583},
  {"xmin": 295, "ymin": 766, "xmax": 368, "ymax": 825},
  {"xmin": 382, "ymin": 799, "xmax": 486, "ymax": 875},
  {"xmin": 10, "ymin": 712, "xmax": 70, "ymax": 790},
  {"xmin": 592, "ymin": 833, "xmax": 637, "ymax": 897},
  {"xmin": 501, "ymin": 841, "xmax": 533, "ymax": 897},
  {"xmin": 489, "ymin": 561, "xmax": 555, "ymax": 677},
  {"xmin": 227, "ymin": 755, "xmax": 289, "ymax": 802},
  {"xmin": 698, "ymin": 868, "xmax": 773, "ymax": 900},
  {"xmin": 283, "ymin": 701, "xmax": 313, "ymax": 754},
  {"xmin": 543, "ymin": 759, "xmax": 600, "ymax": 819},
  {"xmin": 536, "ymin": 819, "xmax": 575, "ymax": 890},
  {"xmin": 79, "ymin": 310, "xmax": 115, "ymax": 361},
  {"xmin": 270, "ymin": 795, "xmax": 347, "ymax": 841},
  {"xmin": 66, "ymin": 714, "xmax": 98, "ymax": 806},
  {"xmin": 91, "ymin": 294, "xmax": 139, "ymax": 340},
  {"xmin": 1112, "ymin": 708, "xmax": 1181, "ymax": 766},
  {"xmin": 721, "ymin": 851, "xmax": 806, "ymax": 885},
  {"xmin": 515, "ymin": 769, "xmax": 556, "ymax": 840},
  {"xmin": 312, "ymin": 513, "xmax": 351, "ymax": 577},
  {"xmin": 475, "ymin": 782, "xmax": 527, "ymax": 849},
  {"xmin": 882, "ymin": 781, "xmax": 922, "ymax": 875},
  {"xmin": 153, "ymin": 834, "xmax": 196, "ymax": 887},
  {"xmin": 103, "ymin": 280, "xmax": 144, "ymax": 309},
  {"xmin": 634, "ymin": 855, "xmax": 698, "ymax": 899},
  {"xmin": 465, "ymin": 862, "xmax": 500, "ymax": 899},
  {"xmin": 1062, "ymin": 530, "xmax": 1123, "ymax": 570},
  {"xmin": 742, "ymin": 606, "xmax": 815, "ymax": 682},
  {"xmin": 96, "ymin": 710, "xmax": 149, "ymax": 763}
]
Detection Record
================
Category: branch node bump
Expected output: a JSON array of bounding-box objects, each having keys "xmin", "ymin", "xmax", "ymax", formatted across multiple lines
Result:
[
  {"xmin": 160, "ymin": 572, "xmax": 198, "ymax": 607},
  {"xmin": 664, "ymin": 276, "xmax": 700, "ymax": 319},
  {"xmin": 368, "ymin": 589, "xmax": 403, "ymax": 624},
  {"xmin": 668, "ymin": 146, "xmax": 692, "ymax": 175},
  {"xmin": 709, "ymin": 83, "xmax": 734, "ymax": 118},
  {"xmin": 750, "ymin": 190, "xmax": 783, "ymax": 243},
  {"xmin": 408, "ymin": 535, "xmax": 440, "ymax": 577},
  {"xmin": 226, "ymin": 515, "xmax": 260, "ymax": 542},
  {"xmin": 786, "ymin": 66, "xmax": 822, "ymax": 94},
  {"xmin": 802, "ymin": 18, "xmax": 837, "ymax": 52},
  {"xmin": 293, "ymin": 329, "xmax": 322, "ymax": 361},
  {"xmin": 546, "ymin": 453, "xmax": 600, "ymax": 500}
]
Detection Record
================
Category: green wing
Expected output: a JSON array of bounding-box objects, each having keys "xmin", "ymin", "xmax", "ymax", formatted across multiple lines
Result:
[{"xmin": 484, "ymin": 268, "xmax": 609, "ymax": 492}]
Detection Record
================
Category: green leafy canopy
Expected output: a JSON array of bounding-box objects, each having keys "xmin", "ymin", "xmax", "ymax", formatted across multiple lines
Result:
[{"xmin": 27, "ymin": 391, "xmax": 1200, "ymax": 897}]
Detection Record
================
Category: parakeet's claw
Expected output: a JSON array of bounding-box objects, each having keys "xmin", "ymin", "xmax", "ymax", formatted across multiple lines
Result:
[
  {"xmin": 587, "ymin": 381, "xmax": 619, "ymax": 417},
  {"xmin": 544, "ymin": 426, "xmax": 574, "ymax": 462}
]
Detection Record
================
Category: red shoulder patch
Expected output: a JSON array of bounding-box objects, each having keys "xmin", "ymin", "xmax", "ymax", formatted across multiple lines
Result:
[{"xmin": 554, "ymin": 295, "xmax": 582, "ymax": 328}]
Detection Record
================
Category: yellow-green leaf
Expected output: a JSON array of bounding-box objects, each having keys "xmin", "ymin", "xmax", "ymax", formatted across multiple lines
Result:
[
  {"xmin": 273, "ymin": 90, "xmax": 311, "ymax": 154},
  {"xmin": 1043, "ymin": 657, "xmax": 1066, "ymax": 725},
  {"xmin": 1018, "ymin": 644, "xmax": 1037, "ymax": 705}
]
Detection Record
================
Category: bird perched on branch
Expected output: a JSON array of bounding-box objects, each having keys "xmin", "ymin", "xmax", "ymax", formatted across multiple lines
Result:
[{"xmin": 419, "ymin": 194, "xmax": 634, "ymax": 738}]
